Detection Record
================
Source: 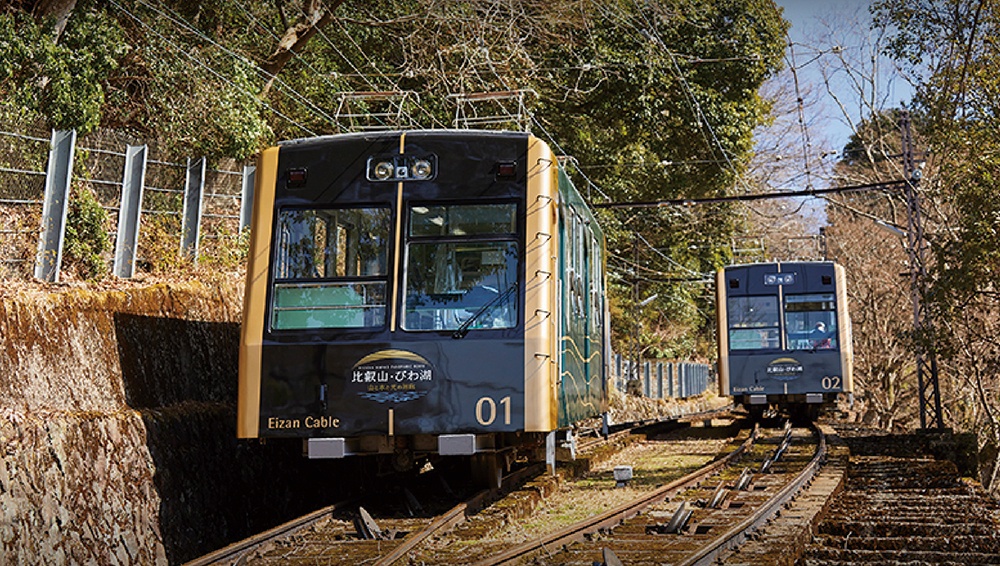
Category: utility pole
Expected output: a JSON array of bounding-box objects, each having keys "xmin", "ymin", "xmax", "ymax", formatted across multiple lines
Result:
[
  {"xmin": 900, "ymin": 110, "xmax": 944, "ymax": 430},
  {"xmin": 632, "ymin": 234, "xmax": 640, "ymax": 387}
]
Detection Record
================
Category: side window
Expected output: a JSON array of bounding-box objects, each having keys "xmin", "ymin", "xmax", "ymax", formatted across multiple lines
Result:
[
  {"xmin": 271, "ymin": 207, "xmax": 391, "ymax": 330},
  {"xmin": 590, "ymin": 234, "xmax": 603, "ymax": 334},
  {"xmin": 727, "ymin": 296, "xmax": 780, "ymax": 350},
  {"xmin": 785, "ymin": 293, "xmax": 837, "ymax": 350},
  {"xmin": 569, "ymin": 210, "xmax": 586, "ymax": 317}
]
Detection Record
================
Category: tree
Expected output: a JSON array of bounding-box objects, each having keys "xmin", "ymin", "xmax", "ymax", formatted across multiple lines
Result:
[
  {"xmin": 1, "ymin": 0, "xmax": 788, "ymax": 358},
  {"xmin": 874, "ymin": 0, "xmax": 1000, "ymax": 490},
  {"xmin": 1, "ymin": 2, "xmax": 127, "ymax": 133},
  {"xmin": 259, "ymin": 0, "xmax": 346, "ymax": 95}
]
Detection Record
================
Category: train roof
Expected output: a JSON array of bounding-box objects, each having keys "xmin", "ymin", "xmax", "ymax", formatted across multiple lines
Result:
[
  {"xmin": 722, "ymin": 260, "xmax": 840, "ymax": 270},
  {"xmin": 277, "ymin": 129, "xmax": 532, "ymax": 148}
]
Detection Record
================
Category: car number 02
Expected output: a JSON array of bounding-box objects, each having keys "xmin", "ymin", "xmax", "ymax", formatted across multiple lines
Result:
[
  {"xmin": 821, "ymin": 376, "xmax": 841, "ymax": 390},
  {"xmin": 476, "ymin": 396, "xmax": 511, "ymax": 426}
]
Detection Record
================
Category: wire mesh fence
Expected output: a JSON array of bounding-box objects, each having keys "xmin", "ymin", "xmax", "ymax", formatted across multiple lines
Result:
[
  {"xmin": 0, "ymin": 117, "xmax": 252, "ymax": 282},
  {"xmin": 611, "ymin": 353, "xmax": 714, "ymax": 400},
  {"xmin": 0, "ymin": 114, "xmax": 50, "ymax": 279}
]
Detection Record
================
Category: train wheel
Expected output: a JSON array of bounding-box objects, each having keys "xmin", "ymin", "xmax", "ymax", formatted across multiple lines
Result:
[
  {"xmin": 790, "ymin": 403, "xmax": 820, "ymax": 424},
  {"xmin": 471, "ymin": 453, "xmax": 502, "ymax": 490}
]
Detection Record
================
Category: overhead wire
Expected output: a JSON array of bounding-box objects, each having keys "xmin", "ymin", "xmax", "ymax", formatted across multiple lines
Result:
[
  {"xmin": 636, "ymin": 232, "xmax": 706, "ymax": 278},
  {"xmin": 109, "ymin": 0, "xmax": 319, "ymax": 136},
  {"xmin": 133, "ymin": 0, "xmax": 352, "ymax": 134},
  {"xmin": 228, "ymin": 1, "xmax": 362, "ymax": 133},
  {"xmin": 457, "ymin": 2, "xmax": 613, "ymax": 202},
  {"xmin": 618, "ymin": 0, "xmax": 753, "ymax": 194},
  {"xmin": 305, "ymin": 4, "xmax": 455, "ymax": 130},
  {"xmin": 282, "ymin": 2, "xmax": 396, "ymax": 130},
  {"xmin": 141, "ymin": 0, "xmax": 346, "ymax": 131}
]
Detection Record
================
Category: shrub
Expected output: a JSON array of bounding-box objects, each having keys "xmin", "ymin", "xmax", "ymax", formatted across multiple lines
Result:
[{"xmin": 64, "ymin": 184, "xmax": 109, "ymax": 280}]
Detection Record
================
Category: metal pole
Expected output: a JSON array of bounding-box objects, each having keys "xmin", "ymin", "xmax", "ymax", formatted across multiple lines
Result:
[
  {"xmin": 632, "ymin": 234, "xmax": 639, "ymax": 387},
  {"xmin": 113, "ymin": 144, "xmax": 147, "ymax": 278},
  {"xmin": 34, "ymin": 129, "xmax": 76, "ymax": 282},
  {"xmin": 180, "ymin": 157, "xmax": 206, "ymax": 261},
  {"xmin": 900, "ymin": 110, "xmax": 944, "ymax": 430}
]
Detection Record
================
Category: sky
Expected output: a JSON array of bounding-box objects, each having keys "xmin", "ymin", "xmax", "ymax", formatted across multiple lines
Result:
[
  {"xmin": 757, "ymin": 1, "xmax": 918, "ymax": 230},
  {"xmin": 774, "ymin": 0, "xmax": 914, "ymax": 156}
]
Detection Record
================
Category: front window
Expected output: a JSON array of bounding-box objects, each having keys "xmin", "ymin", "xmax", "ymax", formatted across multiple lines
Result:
[
  {"xmin": 727, "ymin": 296, "xmax": 780, "ymax": 350},
  {"xmin": 785, "ymin": 293, "xmax": 837, "ymax": 350},
  {"xmin": 271, "ymin": 207, "xmax": 391, "ymax": 330},
  {"xmin": 403, "ymin": 203, "xmax": 518, "ymax": 331}
]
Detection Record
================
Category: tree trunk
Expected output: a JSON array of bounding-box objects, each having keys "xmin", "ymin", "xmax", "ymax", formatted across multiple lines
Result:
[
  {"xmin": 260, "ymin": 0, "xmax": 347, "ymax": 96},
  {"xmin": 32, "ymin": 0, "xmax": 78, "ymax": 40}
]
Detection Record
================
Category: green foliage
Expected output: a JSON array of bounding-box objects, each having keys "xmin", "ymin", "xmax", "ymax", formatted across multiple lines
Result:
[
  {"xmin": 137, "ymin": 214, "xmax": 185, "ymax": 274},
  {"xmin": 0, "ymin": 6, "xmax": 127, "ymax": 134},
  {"xmin": 64, "ymin": 185, "xmax": 110, "ymax": 280},
  {"xmin": 1, "ymin": 0, "xmax": 787, "ymax": 357}
]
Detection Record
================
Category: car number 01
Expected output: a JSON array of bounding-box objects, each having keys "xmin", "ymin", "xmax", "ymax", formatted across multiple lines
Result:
[
  {"xmin": 476, "ymin": 396, "xmax": 511, "ymax": 426},
  {"xmin": 821, "ymin": 376, "xmax": 841, "ymax": 390}
]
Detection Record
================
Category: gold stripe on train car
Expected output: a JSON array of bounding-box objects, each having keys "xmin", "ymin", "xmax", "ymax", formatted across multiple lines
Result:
[
  {"xmin": 390, "ymin": 133, "xmax": 406, "ymax": 332},
  {"xmin": 834, "ymin": 263, "xmax": 854, "ymax": 394},
  {"xmin": 715, "ymin": 269, "xmax": 730, "ymax": 396},
  {"xmin": 524, "ymin": 136, "xmax": 559, "ymax": 431},
  {"xmin": 238, "ymin": 146, "xmax": 279, "ymax": 438}
]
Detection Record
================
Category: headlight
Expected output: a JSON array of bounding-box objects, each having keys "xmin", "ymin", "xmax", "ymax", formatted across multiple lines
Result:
[
  {"xmin": 367, "ymin": 155, "xmax": 437, "ymax": 182},
  {"xmin": 373, "ymin": 161, "xmax": 394, "ymax": 180},
  {"xmin": 411, "ymin": 159, "xmax": 433, "ymax": 179}
]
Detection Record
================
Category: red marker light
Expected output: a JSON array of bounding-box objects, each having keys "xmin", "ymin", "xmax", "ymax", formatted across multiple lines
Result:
[
  {"xmin": 496, "ymin": 162, "xmax": 517, "ymax": 178},
  {"xmin": 287, "ymin": 168, "xmax": 307, "ymax": 188}
]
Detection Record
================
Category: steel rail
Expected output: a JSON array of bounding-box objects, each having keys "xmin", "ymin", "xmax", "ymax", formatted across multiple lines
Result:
[
  {"xmin": 374, "ymin": 463, "xmax": 544, "ymax": 566},
  {"xmin": 373, "ymin": 497, "xmax": 481, "ymax": 566},
  {"xmin": 182, "ymin": 499, "xmax": 358, "ymax": 566},
  {"xmin": 473, "ymin": 426, "xmax": 759, "ymax": 566},
  {"xmin": 676, "ymin": 423, "xmax": 827, "ymax": 566},
  {"xmin": 576, "ymin": 405, "xmax": 735, "ymax": 453},
  {"xmin": 186, "ymin": 462, "xmax": 544, "ymax": 566}
]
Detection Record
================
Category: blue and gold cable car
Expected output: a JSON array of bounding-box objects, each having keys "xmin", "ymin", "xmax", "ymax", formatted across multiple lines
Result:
[
  {"xmin": 238, "ymin": 130, "xmax": 608, "ymax": 482},
  {"xmin": 716, "ymin": 261, "xmax": 853, "ymax": 419}
]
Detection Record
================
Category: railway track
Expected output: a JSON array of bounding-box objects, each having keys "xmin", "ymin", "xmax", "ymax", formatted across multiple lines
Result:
[
  {"xmin": 470, "ymin": 422, "xmax": 824, "ymax": 566},
  {"xmin": 187, "ymin": 411, "xmax": 760, "ymax": 566},
  {"xmin": 189, "ymin": 416, "xmax": 1000, "ymax": 566},
  {"xmin": 184, "ymin": 461, "xmax": 543, "ymax": 566},
  {"xmin": 183, "ymin": 413, "xmax": 674, "ymax": 566}
]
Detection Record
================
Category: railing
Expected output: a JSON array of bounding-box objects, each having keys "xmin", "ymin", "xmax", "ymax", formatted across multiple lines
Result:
[
  {"xmin": 0, "ymin": 126, "xmax": 253, "ymax": 282},
  {"xmin": 611, "ymin": 353, "xmax": 714, "ymax": 400}
]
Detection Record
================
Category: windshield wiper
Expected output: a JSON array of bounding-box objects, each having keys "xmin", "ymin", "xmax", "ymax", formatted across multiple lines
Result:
[{"xmin": 452, "ymin": 282, "xmax": 518, "ymax": 339}]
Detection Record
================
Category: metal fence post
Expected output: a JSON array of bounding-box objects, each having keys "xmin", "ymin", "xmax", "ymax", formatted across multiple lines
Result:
[
  {"xmin": 679, "ymin": 364, "xmax": 687, "ymax": 398},
  {"xmin": 34, "ymin": 129, "xmax": 76, "ymax": 282},
  {"xmin": 113, "ymin": 144, "xmax": 147, "ymax": 278},
  {"xmin": 643, "ymin": 361, "xmax": 651, "ymax": 397},
  {"xmin": 656, "ymin": 363, "xmax": 664, "ymax": 399},
  {"xmin": 671, "ymin": 363, "xmax": 677, "ymax": 398},
  {"xmin": 180, "ymin": 157, "xmax": 206, "ymax": 260},
  {"xmin": 240, "ymin": 163, "xmax": 255, "ymax": 232}
]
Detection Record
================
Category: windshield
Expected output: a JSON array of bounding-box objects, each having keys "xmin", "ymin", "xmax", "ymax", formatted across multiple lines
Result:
[
  {"xmin": 271, "ymin": 207, "xmax": 391, "ymax": 330},
  {"xmin": 727, "ymin": 296, "xmax": 780, "ymax": 350},
  {"xmin": 403, "ymin": 203, "xmax": 518, "ymax": 331},
  {"xmin": 785, "ymin": 293, "xmax": 838, "ymax": 350}
]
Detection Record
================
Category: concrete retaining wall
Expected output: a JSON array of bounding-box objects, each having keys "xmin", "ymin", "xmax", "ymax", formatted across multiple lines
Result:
[{"xmin": 0, "ymin": 281, "xmax": 343, "ymax": 565}]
